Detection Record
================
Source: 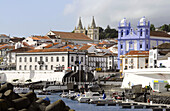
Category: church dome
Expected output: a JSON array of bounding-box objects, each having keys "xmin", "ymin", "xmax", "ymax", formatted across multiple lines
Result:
[
  {"xmin": 139, "ymin": 16, "xmax": 148, "ymax": 26},
  {"xmin": 120, "ymin": 18, "xmax": 129, "ymax": 27}
]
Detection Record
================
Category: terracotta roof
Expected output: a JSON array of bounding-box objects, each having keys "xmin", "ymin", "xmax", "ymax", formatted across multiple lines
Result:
[
  {"xmin": 27, "ymin": 48, "xmax": 73, "ymax": 53},
  {"xmin": 125, "ymin": 51, "xmax": 149, "ymax": 55},
  {"xmin": 31, "ymin": 36, "xmax": 50, "ymax": 40},
  {"xmin": 79, "ymin": 45, "xmax": 91, "ymax": 50},
  {"xmin": 50, "ymin": 31, "xmax": 92, "ymax": 41},
  {"xmin": 0, "ymin": 34, "xmax": 9, "ymax": 37},
  {"xmin": 23, "ymin": 42, "xmax": 31, "ymax": 47},
  {"xmin": 8, "ymin": 47, "xmax": 34, "ymax": 53},
  {"xmin": 44, "ymin": 43, "xmax": 59, "ymax": 48},
  {"xmin": 150, "ymin": 31, "xmax": 170, "ymax": 38},
  {"xmin": 0, "ymin": 45, "xmax": 15, "ymax": 50}
]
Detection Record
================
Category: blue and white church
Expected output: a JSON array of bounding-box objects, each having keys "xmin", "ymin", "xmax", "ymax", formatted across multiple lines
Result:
[{"xmin": 118, "ymin": 16, "xmax": 170, "ymax": 69}]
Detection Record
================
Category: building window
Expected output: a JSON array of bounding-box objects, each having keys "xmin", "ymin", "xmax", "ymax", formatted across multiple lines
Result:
[
  {"xmin": 30, "ymin": 57, "xmax": 32, "ymax": 62},
  {"xmin": 45, "ymin": 65, "xmax": 48, "ymax": 70},
  {"xmin": 40, "ymin": 56, "xmax": 43, "ymax": 61},
  {"xmin": 40, "ymin": 65, "xmax": 42, "ymax": 70},
  {"xmin": 121, "ymin": 44, "xmax": 123, "ymax": 49},
  {"xmin": 121, "ymin": 30, "xmax": 123, "ymax": 37},
  {"xmin": 24, "ymin": 57, "xmax": 27, "ymax": 62},
  {"xmin": 131, "ymin": 59, "xmax": 133, "ymax": 63},
  {"xmin": 146, "ymin": 29, "xmax": 148, "ymax": 35},
  {"xmin": 109, "ymin": 61, "xmax": 111, "ymax": 65},
  {"xmin": 140, "ymin": 29, "xmax": 142, "ymax": 36},
  {"xmin": 35, "ymin": 57, "xmax": 37, "ymax": 62},
  {"xmin": 19, "ymin": 65, "xmax": 22, "ymax": 70},
  {"xmin": 51, "ymin": 65, "xmax": 53, "ymax": 70},
  {"xmin": 126, "ymin": 30, "xmax": 129, "ymax": 35},
  {"xmin": 24, "ymin": 65, "xmax": 26, "ymax": 70},
  {"xmin": 19, "ymin": 57, "xmax": 22, "ymax": 62},
  {"xmin": 81, "ymin": 57, "xmax": 83, "ymax": 62},
  {"xmin": 140, "ymin": 44, "xmax": 142, "ymax": 49},
  {"xmin": 145, "ymin": 59, "xmax": 148, "ymax": 63},
  {"xmin": 154, "ymin": 83, "xmax": 158, "ymax": 90},
  {"xmin": 30, "ymin": 65, "xmax": 32, "ymax": 70},
  {"xmin": 146, "ymin": 44, "xmax": 149, "ymax": 49},
  {"xmin": 125, "ymin": 59, "xmax": 128, "ymax": 64},
  {"xmin": 56, "ymin": 57, "xmax": 59, "ymax": 62},
  {"xmin": 35, "ymin": 65, "xmax": 37, "ymax": 70},
  {"xmin": 46, "ymin": 57, "xmax": 48, "ymax": 62},
  {"xmin": 71, "ymin": 56, "xmax": 74, "ymax": 62},
  {"xmin": 1, "ymin": 39, "xmax": 3, "ymax": 43},
  {"xmin": 131, "ymin": 65, "xmax": 133, "ymax": 69},
  {"xmin": 51, "ymin": 57, "xmax": 53, "ymax": 62},
  {"xmin": 125, "ymin": 66, "xmax": 127, "ymax": 70},
  {"xmin": 62, "ymin": 56, "xmax": 64, "ymax": 62}
]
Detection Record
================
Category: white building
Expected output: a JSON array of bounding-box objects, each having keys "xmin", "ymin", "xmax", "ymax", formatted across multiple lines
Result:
[
  {"xmin": 122, "ymin": 68, "xmax": 170, "ymax": 92},
  {"xmin": 0, "ymin": 34, "xmax": 10, "ymax": 43},
  {"xmin": 22, "ymin": 35, "xmax": 52, "ymax": 47},
  {"xmin": 47, "ymin": 31, "xmax": 94, "ymax": 45},
  {"xmin": 16, "ymin": 48, "xmax": 86, "ymax": 71},
  {"xmin": 157, "ymin": 52, "xmax": 170, "ymax": 68},
  {"xmin": 120, "ymin": 51, "xmax": 149, "ymax": 77},
  {"xmin": 149, "ymin": 43, "xmax": 170, "ymax": 68}
]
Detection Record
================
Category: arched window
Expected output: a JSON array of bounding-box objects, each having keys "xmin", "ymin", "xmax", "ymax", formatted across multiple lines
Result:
[
  {"xmin": 35, "ymin": 65, "xmax": 37, "ymax": 70},
  {"xmin": 45, "ymin": 65, "xmax": 48, "ymax": 70},
  {"xmin": 46, "ymin": 57, "xmax": 48, "ymax": 62},
  {"xmin": 24, "ymin": 57, "xmax": 27, "ymax": 62},
  {"xmin": 126, "ymin": 30, "xmax": 129, "ymax": 35},
  {"xmin": 62, "ymin": 56, "xmax": 64, "ymax": 62},
  {"xmin": 35, "ymin": 57, "xmax": 37, "ymax": 62},
  {"xmin": 30, "ymin": 57, "xmax": 32, "ymax": 62},
  {"xmin": 24, "ymin": 65, "xmax": 26, "ymax": 70},
  {"xmin": 40, "ymin": 56, "xmax": 43, "ymax": 61},
  {"xmin": 30, "ymin": 65, "xmax": 32, "ymax": 70},
  {"xmin": 56, "ymin": 57, "xmax": 59, "ymax": 62},
  {"xmin": 51, "ymin": 65, "xmax": 53, "ymax": 70},
  {"xmin": 140, "ymin": 29, "xmax": 142, "ymax": 36},
  {"xmin": 146, "ymin": 29, "xmax": 148, "ymax": 35},
  {"xmin": 121, "ymin": 30, "xmax": 123, "ymax": 37},
  {"xmin": 19, "ymin": 65, "xmax": 22, "ymax": 70},
  {"xmin": 19, "ymin": 57, "xmax": 22, "ymax": 62},
  {"xmin": 71, "ymin": 56, "xmax": 74, "ymax": 62}
]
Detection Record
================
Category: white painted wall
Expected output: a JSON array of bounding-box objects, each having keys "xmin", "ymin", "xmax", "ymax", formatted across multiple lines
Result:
[{"xmin": 0, "ymin": 70, "xmax": 65, "ymax": 83}]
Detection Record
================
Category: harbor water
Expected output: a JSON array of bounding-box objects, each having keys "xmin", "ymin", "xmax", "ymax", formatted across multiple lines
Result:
[{"xmin": 37, "ymin": 93, "xmax": 152, "ymax": 111}]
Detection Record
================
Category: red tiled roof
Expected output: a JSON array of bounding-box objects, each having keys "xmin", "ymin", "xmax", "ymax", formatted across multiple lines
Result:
[
  {"xmin": 0, "ymin": 45, "xmax": 15, "ymax": 50},
  {"xmin": 44, "ymin": 43, "xmax": 59, "ymax": 48},
  {"xmin": 50, "ymin": 31, "xmax": 92, "ymax": 41},
  {"xmin": 8, "ymin": 47, "xmax": 34, "ymax": 53},
  {"xmin": 125, "ymin": 51, "xmax": 149, "ymax": 55},
  {"xmin": 23, "ymin": 42, "xmax": 31, "ymax": 47},
  {"xmin": 79, "ymin": 45, "xmax": 91, "ymax": 50},
  {"xmin": 31, "ymin": 36, "xmax": 50, "ymax": 40},
  {"xmin": 150, "ymin": 31, "xmax": 170, "ymax": 38},
  {"xmin": 27, "ymin": 48, "xmax": 73, "ymax": 53}
]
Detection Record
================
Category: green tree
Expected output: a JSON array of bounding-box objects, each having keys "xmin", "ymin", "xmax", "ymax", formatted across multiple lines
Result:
[
  {"xmin": 150, "ymin": 24, "xmax": 155, "ymax": 31},
  {"xmin": 161, "ymin": 24, "xmax": 169, "ymax": 32},
  {"xmin": 165, "ymin": 84, "xmax": 170, "ymax": 91}
]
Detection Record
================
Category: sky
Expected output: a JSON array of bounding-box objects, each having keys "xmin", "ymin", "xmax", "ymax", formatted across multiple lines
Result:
[{"xmin": 0, "ymin": 0, "xmax": 170, "ymax": 37}]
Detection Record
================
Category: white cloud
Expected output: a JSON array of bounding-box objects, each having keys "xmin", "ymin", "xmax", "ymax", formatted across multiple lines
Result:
[{"xmin": 64, "ymin": 0, "xmax": 170, "ymax": 28}]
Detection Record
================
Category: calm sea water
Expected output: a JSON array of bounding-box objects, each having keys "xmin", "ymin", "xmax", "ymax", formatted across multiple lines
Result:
[{"xmin": 37, "ymin": 93, "xmax": 152, "ymax": 111}]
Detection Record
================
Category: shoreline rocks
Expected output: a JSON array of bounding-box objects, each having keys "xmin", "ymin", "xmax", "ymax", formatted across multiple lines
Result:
[{"xmin": 0, "ymin": 83, "xmax": 75, "ymax": 111}]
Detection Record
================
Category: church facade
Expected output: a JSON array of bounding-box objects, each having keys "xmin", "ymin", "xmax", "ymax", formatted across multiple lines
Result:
[
  {"xmin": 74, "ymin": 17, "xmax": 99, "ymax": 43},
  {"xmin": 118, "ymin": 17, "xmax": 170, "ymax": 70}
]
